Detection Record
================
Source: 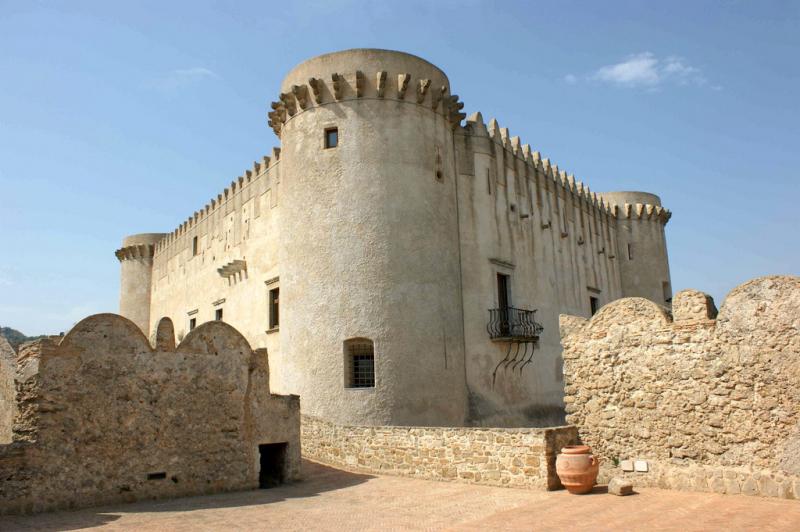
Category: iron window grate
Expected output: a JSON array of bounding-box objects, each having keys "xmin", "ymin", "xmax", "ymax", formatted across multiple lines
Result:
[{"xmin": 346, "ymin": 340, "xmax": 375, "ymax": 388}]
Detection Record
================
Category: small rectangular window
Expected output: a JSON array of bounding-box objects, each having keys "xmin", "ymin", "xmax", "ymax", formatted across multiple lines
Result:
[
  {"xmin": 189, "ymin": 318, "xmax": 197, "ymax": 330},
  {"xmin": 192, "ymin": 236, "xmax": 198, "ymax": 256},
  {"xmin": 627, "ymin": 243, "xmax": 633, "ymax": 260},
  {"xmin": 324, "ymin": 127, "xmax": 338, "ymax": 149},
  {"xmin": 590, "ymin": 296, "xmax": 599, "ymax": 316},
  {"xmin": 345, "ymin": 339, "xmax": 375, "ymax": 388},
  {"xmin": 215, "ymin": 308, "xmax": 223, "ymax": 321},
  {"xmin": 269, "ymin": 288, "xmax": 279, "ymax": 329}
]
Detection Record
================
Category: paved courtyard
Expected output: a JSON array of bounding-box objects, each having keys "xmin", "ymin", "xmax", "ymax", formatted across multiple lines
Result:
[{"xmin": 3, "ymin": 461, "xmax": 800, "ymax": 531}]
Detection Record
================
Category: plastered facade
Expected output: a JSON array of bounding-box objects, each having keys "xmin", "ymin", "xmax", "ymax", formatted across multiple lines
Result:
[
  {"xmin": 117, "ymin": 48, "xmax": 672, "ymax": 427},
  {"xmin": 559, "ymin": 275, "xmax": 800, "ymax": 499},
  {"xmin": 0, "ymin": 314, "xmax": 300, "ymax": 514}
]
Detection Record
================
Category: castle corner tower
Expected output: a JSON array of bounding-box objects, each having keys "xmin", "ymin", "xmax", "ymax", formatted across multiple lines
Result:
[{"xmin": 115, "ymin": 233, "xmax": 165, "ymax": 334}]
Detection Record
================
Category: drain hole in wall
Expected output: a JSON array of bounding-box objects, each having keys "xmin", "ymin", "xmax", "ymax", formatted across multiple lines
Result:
[{"xmin": 147, "ymin": 472, "xmax": 167, "ymax": 480}]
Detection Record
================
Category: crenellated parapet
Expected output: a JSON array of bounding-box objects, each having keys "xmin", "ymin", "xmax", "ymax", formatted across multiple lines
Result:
[
  {"xmin": 268, "ymin": 64, "xmax": 466, "ymax": 136},
  {"xmin": 154, "ymin": 148, "xmax": 281, "ymax": 256},
  {"xmin": 462, "ymin": 112, "xmax": 671, "ymax": 228},
  {"xmin": 115, "ymin": 243, "xmax": 155, "ymax": 262},
  {"xmin": 465, "ymin": 112, "xmax": 616, "ymax": 222},
  {"xmin": 613, "ymin": 202, "xmax": 672, "ymax": 224},
  {"xmin": 115, "ymin": 233, "xmax": 165, "ymax": 262}
]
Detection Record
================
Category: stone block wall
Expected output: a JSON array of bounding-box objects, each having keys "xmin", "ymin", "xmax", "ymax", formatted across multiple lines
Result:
[
  {"xmin": 302, "ymin": 415, "xmax": 577, "ymax": 490},
  {"xmin": 0, "ymin": 314, "xmax": 301, "ymax": 515},
  {"xmin": 560, "ymin": 275, "xmax": 800, "ymax": 498},
  {"xmin": 0, "ymin": 335, "xmax": 15, "ymax": 443}
]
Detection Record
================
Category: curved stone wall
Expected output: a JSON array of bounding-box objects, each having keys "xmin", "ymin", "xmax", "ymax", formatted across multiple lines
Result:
[
  {"xmin": 277, "ymin": 49, "xmax": 468, "ymax": 426},
  {"xmin": 559, "ymin": 275, "xmax": 800, "ymax": 498},
  {"xmin": 0, "ymin": 314, "xmax": 300, "ymax": 514}
]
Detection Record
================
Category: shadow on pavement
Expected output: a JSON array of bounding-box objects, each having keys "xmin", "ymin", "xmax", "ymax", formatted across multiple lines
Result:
[{"xmin": 0, "ymin": 460, "xmax": 373, "ymax": 531}]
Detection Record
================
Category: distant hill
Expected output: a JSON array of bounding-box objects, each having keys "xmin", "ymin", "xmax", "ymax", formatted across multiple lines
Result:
[{"xmin": 0, "ymin": 326, "xmax": 47, "ymax": 351}]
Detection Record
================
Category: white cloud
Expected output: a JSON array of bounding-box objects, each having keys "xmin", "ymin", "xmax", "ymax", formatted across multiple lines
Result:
[
  {"xmin": 593, "ymin": 52, "xmax": 661, "ymax": 86},
  {"xmin": 148, "ymin": 67, "xmax": 219, "ymax": 91},
  {"xmin": 567, "ymin": 52, "xmax": 711, "ymax": 89}
]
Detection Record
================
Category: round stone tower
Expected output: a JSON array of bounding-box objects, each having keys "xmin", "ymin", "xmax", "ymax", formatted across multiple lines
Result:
[
  {"xmin": 272, "ymin": 49, "xmax": 468, "ymax": 426},
  {"xmin": 600, "ymin": 191, "xmax": 672, "ymax": 305},
  {"xmin": 115, "ymin": 233, "xmax": 165, "ymax": 335}
]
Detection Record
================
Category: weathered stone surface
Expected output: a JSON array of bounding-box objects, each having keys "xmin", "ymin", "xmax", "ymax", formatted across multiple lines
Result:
[
  {"xmin": 0, "ymin": 314, "xmax": 301, "ymax": 515},
  {"xmin": 608, "ymin": 477, "xmax": 634, "ymax": 496},
  {"xmin": 560, "ymin": 276, "xmax": 800, "ymax": 499},
  {"xmin": 0, "ymin": 335, "xmax": 15, "ymax": 443},
  {"xmin": 302, "ymin": 415, "xmax": 577, "ymax": 490}
]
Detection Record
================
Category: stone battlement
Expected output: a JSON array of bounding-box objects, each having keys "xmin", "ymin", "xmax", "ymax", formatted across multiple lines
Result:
[
  {"xmin": 559, "ymin": 275, "xmax": 800, "ymax": 499},
  {"xmin": 463, "ymin": 111, "xmax": 671, "ymax": 226},
  {"xmin": 154, "ymin": 147, "xmax": 281, "ymax": 258}
]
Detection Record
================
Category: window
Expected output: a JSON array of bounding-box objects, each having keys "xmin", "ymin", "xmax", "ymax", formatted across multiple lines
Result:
[
  {"xmin": 496, "ymin": 273, "xmax": 511, "ymax": 336},
  {"xmin": 344, "ymin": 338, "xmax": 375, "ymax": 388},
  {"xmin": 189, "ymin": 318, "xmax": 197, "ymax": 330},
  {"xmin": 215, "ymin": 308, "xmax": 223, "ymax": 321},
  {"xmin": 590, "ymin": 296, "xmax": 599, "ymax": 316},
  {"xmin": 192, "ymin": 236, "xmax": 198, "ymax": 256},
  {"xmin": 324, "ymin": 127, "xmax": 338, "ymax": 149},
  {"xmin": 269, "ymin": 287, "xmax": 279, "ymax": 329},
  {"xmin": 627, "ymin": 243, "xmax": 633, "ymax": 260},
  {"xmin": 497, "ymin": 273, "xmax": 510, "ymax": 309}
]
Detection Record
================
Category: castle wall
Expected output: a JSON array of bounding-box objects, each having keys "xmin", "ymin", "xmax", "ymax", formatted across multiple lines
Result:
[
  {"xmin": 559, "ymin": 276, "xmax": 800, "ymax": 499},
  {"xmin": 454, "ymin": 114, "xmax": 626, "ymax": 426},
  {"xmin": 276, "ymin": 49, "xmax": 468, "ymax": 426},
  {"xmin": 0, "ymin": 314, "xmax": 300, "ymax": 515},
  {"xmin": 147, "ymin": 155, "xmax": 288, "ymax": 391}
]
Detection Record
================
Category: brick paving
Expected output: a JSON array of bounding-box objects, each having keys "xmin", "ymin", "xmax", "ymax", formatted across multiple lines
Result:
[{"xmin": 2, "ymin": 461, "xmax": 799, "ymax": 531}]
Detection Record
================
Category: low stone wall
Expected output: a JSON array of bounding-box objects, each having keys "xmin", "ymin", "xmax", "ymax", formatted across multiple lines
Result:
[
  {"xmin": 0, "ymin": 314, "xmax": 301, "ymax": 515},
  {"xmin": 560, "ymin": 275, "xmax": 800, "ymax": 499},
  {"xmin": 302, "ymin": 415, "xmax": 578, "ymax": 490}
]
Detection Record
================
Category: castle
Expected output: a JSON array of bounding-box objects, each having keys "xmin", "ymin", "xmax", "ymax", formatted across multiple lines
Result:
[{"xmin": 116, "ymin": 49, "xmax": 672, "ymax": 428}]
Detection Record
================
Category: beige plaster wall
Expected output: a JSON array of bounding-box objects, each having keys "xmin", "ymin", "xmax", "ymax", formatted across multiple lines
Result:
[
  {"xmin": 601, "ymin": 192, "xmax": 672, "ymax": 303},
  {"xmin": 559, "ymin": 275, "xmax": 800, "ymax": 499},
  {"xmin": 455, "ymin": 114, "xmax": 628, "ymax": 427},
  {"xmin": 117, "ymin": 233, "xmax": 165, "ymax": 333},
  {"xmin": 146, "ymin": 158, "xmax": 286, "ymax": 390},
  {"xmin": 0, "ymin": 314, "xmax": 300, "ymax": 515},
  {"xmin": 302, "ymin": 415, "xmax": 577, "ymax": 490},
  {"xmin": 277, "ymin": 49, "xmax": 468, "ymax": 426}
]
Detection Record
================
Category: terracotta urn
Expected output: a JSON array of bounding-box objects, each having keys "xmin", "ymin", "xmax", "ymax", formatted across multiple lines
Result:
[{"xmin": 555, "ymin": 445, "xmax": 600, "ymax": 494}]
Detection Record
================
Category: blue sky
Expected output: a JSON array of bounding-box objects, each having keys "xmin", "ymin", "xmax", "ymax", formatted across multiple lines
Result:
[{"xmin": 1, "ymin": 0, "xmax": 798, "ymax": 334}]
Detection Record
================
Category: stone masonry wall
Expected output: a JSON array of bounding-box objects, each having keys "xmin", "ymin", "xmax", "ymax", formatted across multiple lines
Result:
[
  {"xmin": 560, "ymin": 275, "xmax": 800, "ymax": 499},
  {"xmin": 0, "ymin": 314, "xmax": 301, "ymax": 515},
  {"xmin": 0, "ymin": 335, "xmax": 15, "ymax": 443},
  {"xmin": 302, "ymin": 415, "xmax": 577, "ymax": 490}
]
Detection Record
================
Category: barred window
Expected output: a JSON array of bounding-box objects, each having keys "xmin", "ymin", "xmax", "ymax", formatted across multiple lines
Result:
[{"xmin": 344, "ymin": 338, "xmax": 375, "ymax": 388}]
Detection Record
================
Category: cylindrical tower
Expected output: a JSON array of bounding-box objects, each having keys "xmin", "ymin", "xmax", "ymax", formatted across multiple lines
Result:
[
  {"xmin": 115, "ymin": 233, "xmax": 165, "ymax": 334},
  {"xmin": 601, "ymin": 191, "xmax": 672, "ymax": 305},
  {"xmin": 273, "ymin": 49, "xmax": 468, "ymax": 426}
]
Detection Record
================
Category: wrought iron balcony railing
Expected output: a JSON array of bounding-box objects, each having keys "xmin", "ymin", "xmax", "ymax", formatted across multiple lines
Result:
[{"xmin": 487, "ymin": 307, "xmax": 543, "ymax": 341}]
